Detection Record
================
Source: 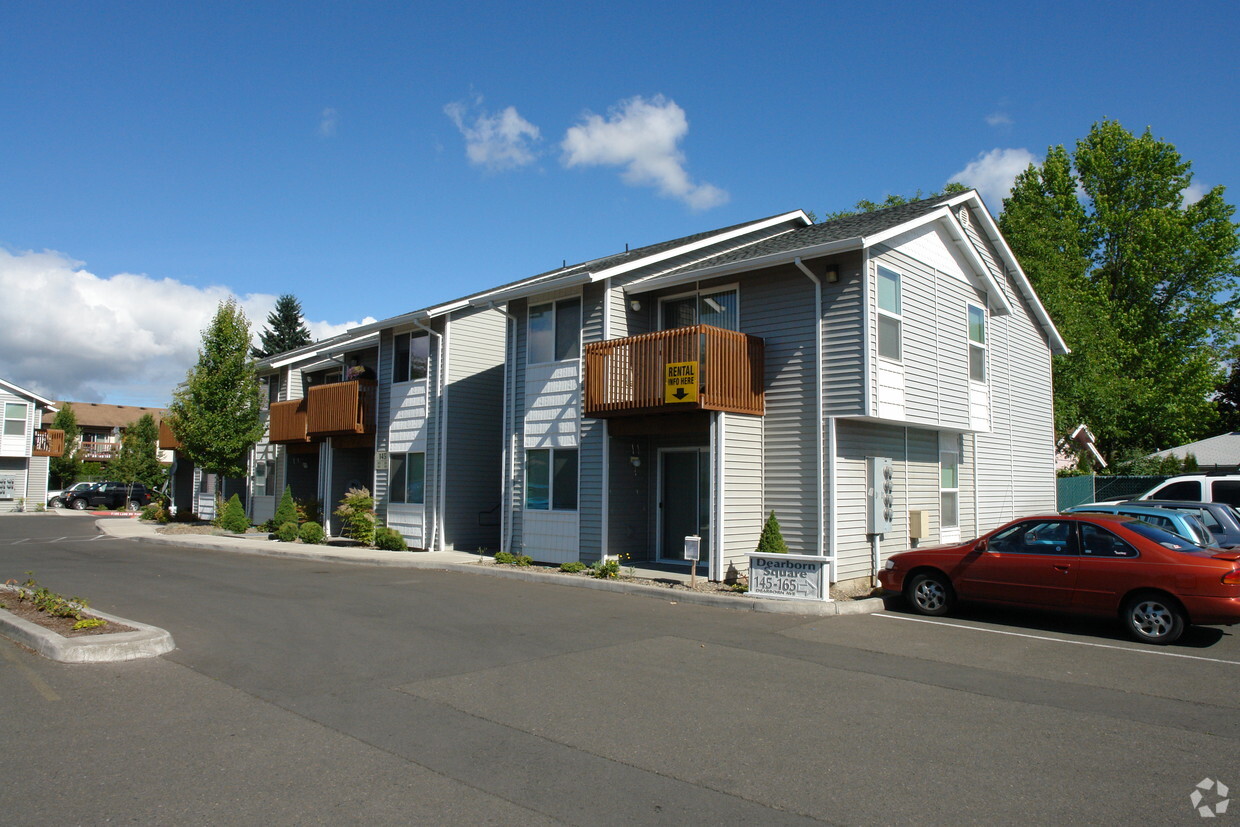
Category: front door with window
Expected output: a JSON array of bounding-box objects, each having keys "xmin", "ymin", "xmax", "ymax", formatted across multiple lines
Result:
[{"xmin": 659, "ymin": 448, "xmax": 710, "ymax": 567}]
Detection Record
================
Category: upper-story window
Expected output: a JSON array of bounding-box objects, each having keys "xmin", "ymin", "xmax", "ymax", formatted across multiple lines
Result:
[
  {"xmin": 528, "ymin": 298, "xmax": 581, "ymax": 364},
  {"xmin": 263, "ymin": 375, "xmax": 280, "ymax": 408},
  {"xmin": 876, "ymin": 266, "xmax": 902, "ymax": 361},
  {"xmin": 660, "ymin": 287, "xmax": 738, "ymax": 331},
  {"xmin": 3, "ymin": 403, "xmax": 27, "ymax": 437},
  {"xmin": 393, "ymin": 332, "xmax": 430, "ymax": 383},
  {"xmin": 968, "ymin": 304, "xmax": 987, "ymax": 382}
]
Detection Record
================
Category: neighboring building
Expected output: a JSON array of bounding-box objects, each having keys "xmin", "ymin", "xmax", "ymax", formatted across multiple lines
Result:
[
  {"xmin": 1148, "ymin": 432, "xmax": 1240, "ymax": 472},
  {"xmin": 1, "ymin": 378, "xmax": 64, "ymax": 512},
  {"xmin": 249, "ymin": 191, "xmax": 1066, "ymax": 585},
  {"xmin": 42, "ymin": 402, "xmax": 173, "ymax": 469}
]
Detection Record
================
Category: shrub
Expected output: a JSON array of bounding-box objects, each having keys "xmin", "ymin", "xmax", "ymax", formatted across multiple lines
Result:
[
  {"xmin": 275, "ymin": 521, "xmax": 299, "ymax": 542},
  {"xmin": 264, "ymin": 486, "xmax": 298, "ymax": 532},
  {"xmin": 333, "ymin": 488, "xmax": 375, "ymax": 546},
  {"xmin": 514, "ymin": 554, "xmax": 533, "ymax": 566},
  {"xmin": 374, "ymin": 526, "xmax": 408, "ymax": 551},
  {"xmin": 559, "ymin": 561, "xmax": 587, "ymax": 573},
  {"xmin": 591, "ymin": 558, "xmax": 619, "ymax": 579},
  {"xmin": 73, "ymin": 617, "xmax": 108, "ymax": 631},
  {"xmin": 296, "ymin": 497, "xmax": 323, "ymax": 526},
  {"xmin": 139, "ymin": 503, "xmax": 163, "ymax": 522},
  {"xmin": 298, "ymin": 521, "xmax": 325, "ymax": 545},
  {"xmin": 216, "ymin": 494, "xmax": 250, "ymax": 533},
  {"xmin": 755, "ymin": 510, "xmax": 789, "ymax": 554},
  {"xmin": 494, "ymin": 551, "xmax": 516, "ymax": 564}
]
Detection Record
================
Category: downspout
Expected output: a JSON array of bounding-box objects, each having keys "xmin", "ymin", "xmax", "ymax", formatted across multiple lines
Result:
[
  {"xmin": 413, "ymin": 317, "xmax": 446, "ymax": 551},
  {"xmin": 794, "ymin": 257, "xmax": 826, "ymax": 560},
  {"xmin": 861, "ymin": 252, "xmax": 873, "ymax": 418},
  {"xmin": 489, "ymin": 301, "xmax": 518, "ymax": 556}
]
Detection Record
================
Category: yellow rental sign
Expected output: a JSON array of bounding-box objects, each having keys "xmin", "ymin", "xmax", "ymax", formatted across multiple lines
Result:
[{"xmin": 665, "ymin": 361, "xmax": 699, "ymax": 403}]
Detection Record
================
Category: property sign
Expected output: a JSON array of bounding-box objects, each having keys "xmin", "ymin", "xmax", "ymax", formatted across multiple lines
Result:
[
  {"xmin": 665, "ymin": 361, "xmax": 699, "ymax": 403},
  {"xmin": 748, "ymin": 553, "xmax": 830, "ymax": 601}
]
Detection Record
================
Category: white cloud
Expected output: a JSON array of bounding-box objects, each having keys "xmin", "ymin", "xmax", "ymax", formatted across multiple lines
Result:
[
  {"xmin": 1184, "ymin": 181, "xmax": 1209, "ymax": 205},
  {"xmin": 0, "ymin": 248, "xmax": 370, "ymax": 407},
  {"xmin": 561, "ymin": 95, "xmax": 728, "ymax": 211},
  {"xmin": 985, "ymin": 112, "xmax": 1013, "ymax": 127},
  {"xmin": 319, "ymin": 107, "xmax": 339, "ymax": 137},
  {"xmin": 444, "ymin": 96, "xmax": 541, "ymax": 171},
  {"xmin": 950, "ymin": 147, "xmax": 1038, "ymax": 211}
]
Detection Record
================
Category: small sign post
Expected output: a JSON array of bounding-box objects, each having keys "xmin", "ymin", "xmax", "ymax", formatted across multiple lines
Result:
[
  {"xmin": 684, "ymin": 535, "xmax": 701, "ymax": 587},
  {"xmin": 665, "ymin": 361, "xmax": 699, "ymax": 404}
]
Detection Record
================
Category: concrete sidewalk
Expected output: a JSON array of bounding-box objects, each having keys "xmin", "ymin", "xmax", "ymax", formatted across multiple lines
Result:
[{"xmin": 94, "ymin": 515, "xmax": 885, "ymax": 617}]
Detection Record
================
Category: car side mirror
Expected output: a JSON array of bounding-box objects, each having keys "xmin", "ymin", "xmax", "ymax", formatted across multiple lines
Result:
[{"xmin": 975, "ymin": 539, "xmax": 988, "ymax": 552}]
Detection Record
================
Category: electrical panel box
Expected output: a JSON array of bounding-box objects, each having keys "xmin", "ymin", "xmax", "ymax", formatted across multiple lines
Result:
[
  {"xmin": 908, "ymin": 509, "xmax": 928, "ymax": 540},
  {"xmin": 867, "ymin": 456, "xmax": 895, "ymax": 535}
]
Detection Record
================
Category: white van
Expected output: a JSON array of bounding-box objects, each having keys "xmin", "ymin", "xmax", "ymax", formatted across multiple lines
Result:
[{"xmin": 1135, "ymin": 474, "xmax": 1240, "ymax": 507}]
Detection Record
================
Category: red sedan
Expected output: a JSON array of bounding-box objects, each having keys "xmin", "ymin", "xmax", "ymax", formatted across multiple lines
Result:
[{"xmin": 877, "ymin": 513, "xmax": 1240, "ymax": 644}]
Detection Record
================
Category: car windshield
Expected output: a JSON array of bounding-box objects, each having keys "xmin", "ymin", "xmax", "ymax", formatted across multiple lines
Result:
[{"xmin": 1123, "ymin": 520, "xmax": 1207, "ymax": 553}]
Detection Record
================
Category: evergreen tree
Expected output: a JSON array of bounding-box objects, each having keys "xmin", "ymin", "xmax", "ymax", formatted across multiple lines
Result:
[
  {"xmin": 48, "ymin": 402, "xmax": 84, "ymax": 488},
  {"xmin": 166, "ymin": 299, "xmax": 266, "ymax": 478},
  {"xmin": 251, "ymin": 294, "xmax": 312, "ymax": 358},
  {"xmin": 755, "ymin": 511, "xmax": 789, "ymax": 554},
  {"xmin": 1001, "ymin": 120, "xmax": 1239, "ymax": 462}
]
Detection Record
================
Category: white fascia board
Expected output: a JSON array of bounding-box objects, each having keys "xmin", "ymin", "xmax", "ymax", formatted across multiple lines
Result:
[
  {"xmin": 622, "ymin": 236, "xmax": 862, "ymax": 294},
  {"xmin": 590, "ymin": 210, "xmax": 811, "ymax": 283},
  {"xmin": 944, "ymin": 191, "xmax": 1070, "ymax": 355},
  {"xmin": 267, "ymin": 331, "xmax": 378, "ymax": 369},
  {"xmin": 324, "ymin": 332, "xmax": 380, "ymax": 360},
  {"xmin": 0, "ymin": 378, "xmax": 57, "ymax": 409},
  {"xmin": 862, "ymin": 206, "xmax": 1013, "ymax": 316},
  {"xmin": 467, "ymin": 271, "xmax": 593, "ymax": 306}
]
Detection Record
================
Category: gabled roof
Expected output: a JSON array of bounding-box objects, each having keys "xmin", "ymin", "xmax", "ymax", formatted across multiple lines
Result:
[
  {"xmin": 625, "ymin": 191, "xmax": 1068, "ymax": 355},
  {"xmin": 0, "ymin": 377, "xmax": 56, "ymax": 410},
  {"xmin": 1150, "ymin": 432, "xmax": 1240, "ymax": 468},
  {"xmin": 41, "ymin": 401, "xmax": 165, "ymax": 430}
]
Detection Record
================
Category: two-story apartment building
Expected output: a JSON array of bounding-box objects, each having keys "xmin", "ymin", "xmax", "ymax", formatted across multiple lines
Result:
[
  {"xmin": 249, "ymin": 191, "xmax": 1065, "ymax": 586},
  {"xmin": 0, "ymin": 378, "xmax": 64, "ymax": 512}
]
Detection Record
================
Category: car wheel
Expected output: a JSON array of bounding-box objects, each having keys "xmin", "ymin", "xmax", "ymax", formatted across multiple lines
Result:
[
  {"xmin": 126, "ymin": 499, "xmax": 141, "ymax": 511},
  {"xmin": 71, "ymin": 499, "xmax": 87, "ymax": 511},
  {"xmin": 49, "ymin": 497, "xmax": 63, "ymax": 508},
  {"xmin": 1122, "ymin": 592, "xmax": 1186, "ymax": 645},
  {"xmin": 905, "ymin": 571, "xmax": 954, "ymax": 616}
]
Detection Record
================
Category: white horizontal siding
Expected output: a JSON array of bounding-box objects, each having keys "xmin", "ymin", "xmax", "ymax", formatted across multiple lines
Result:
[
  {"xmin": 389, "ymin": 380, "xmax": 430, "ymax": 453},
  {"xmin": 523, "ymin": 361, "xmax": 580, "ymax": 448},
  {"xmin": 521, "ymin": 510, "xmax": 579, "ymax": 564},
  {"xmin": 388, "ymin": 504, "xmax": 426, "ymax": 548},
  {"xmin": 720, "ymin": 411, "xmax": 763, "ymax": 577}
]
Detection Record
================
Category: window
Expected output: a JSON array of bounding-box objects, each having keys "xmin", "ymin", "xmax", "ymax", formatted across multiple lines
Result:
[
  {"xmin": 660, "ymin": 288, "xmax": 739, "ymax": 332},
  {"xmin": 393, "ymin": 332, "xmax": 430, "ymax": 383},
  {"xmin": 525, "ymin": 448, "xmax": 577, "ymax": 510},
  {"xmin": 263, "ymin": 376, "xmax": 280, "ymax": 408},
  {"xmin": 968, "ymin": 304, "xmax": 987, "ymax": 382},
  {"xmin": 389, "ymin": 452, "xmax": 426, "ymax": 504},
  {"xmin": 1211, "ymin": 481, "xmax": 1240, "ymax": 508},
  {"xmin": 940, "ymin": 438, "xmax": 959, "ymax": 530},
  {"xmin": 3, "ymin": 402, "xmax": 26, "ymax": 437},
  {"xmin": 528, "ymin": 299, "xmax": 581, "ymax": 363},
  {"xmin": 254, "ymin": 459, "xmax": 275, "ymax": 496},
  {"xmin": 1080, "ymin": 524, "xmax": 1139, "ymax": 557},
  {"xmin": 987, "ymin": 520, "xmax": 1077, "ymax": 555},
  {"xmin": 1152, "ymin": 480, "xmax": 1203, "ymax": 501},
  {"xmin": 876, "ymin": 266, "xmax": 901, "ymax": 361}
]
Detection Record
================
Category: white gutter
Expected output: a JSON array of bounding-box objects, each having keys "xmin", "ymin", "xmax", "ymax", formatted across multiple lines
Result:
[
  {"xmin": 794, "ymin": 257, "xmax": 826, "ymax": 559},
  {"xmin": 412, "ymin": 317, "xmax": 446, "ymax": 551},
  {"xmin": 623, "ymin": 237, "xmax": 863, "ymax": 294},
  {"xmin": 489, "ymin": 301, "xmax": 519, "ymax": 556},
  {"xmin": 861, "ymin": 251, "xmax": 873, "ymax": 418}
]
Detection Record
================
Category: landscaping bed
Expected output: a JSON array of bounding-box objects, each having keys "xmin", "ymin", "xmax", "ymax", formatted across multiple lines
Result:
[{"xmin": 0, "ymin": 585, "xmax": 135, "ymax": 637}]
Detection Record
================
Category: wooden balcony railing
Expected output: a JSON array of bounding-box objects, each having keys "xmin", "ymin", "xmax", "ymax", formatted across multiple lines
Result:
[
  {"xmin": 306, "ymin": 379, "xmax": 377, "ymax": 437},
  {"xmin": 584, "ymin": 324, "xmax": 764, "ymax": 418},
  {"xmin": 268, "ymin": 398, "xmax": 309, "ymax": 444},
  {"xmin": 158, "ymin": 421, "xmax": 182, "ymax": 451},
  {"xmin": 83, "ymin": 440, "xmax": 121, "ymax": 461},
  {"xmin": 32, "ymin": 429, "xmax": 65, "ymax": 457}
]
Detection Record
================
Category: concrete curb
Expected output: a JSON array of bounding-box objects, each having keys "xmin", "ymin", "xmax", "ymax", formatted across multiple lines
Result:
[
  {"xmin": 0, "ymin": 589, "xmax": 175, "ymax": 663},
  {"xmin": 107, "ymin": 522, "xmax": 887, "ymax": 617}
]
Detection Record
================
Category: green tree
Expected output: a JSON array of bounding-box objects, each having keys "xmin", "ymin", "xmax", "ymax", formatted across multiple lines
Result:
[
  {"xmin": 755, "ymin": 511, "xmax": 789, "ymax": 554},
  {"xmin": 48, "ymin": 402, "xmax": 84, "ymax": 488},
  {"xmin": 821, "ymin": 183, "xmax": 968, "ymax": 221},
  {"xmin": 108, "ymin": 414, "xmax": 165, "ymax": 495},
  {"xmin": 166, "ymin": 299, "xmax": 266, "ymax": 478},
  {"xmin": 251, "ymin": 294, "xmax": 312, "ymax": 358},
  {"xmin": 1001, "ymin": 120, "xmax": 1239, "ymax": 463}
]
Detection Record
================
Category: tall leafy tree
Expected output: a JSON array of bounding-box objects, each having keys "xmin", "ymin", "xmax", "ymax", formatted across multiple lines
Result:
[
  {"xmin": 109, "ymin": 414, "xmax": 165, "ymax": 492},
  {"xmin": 1001, "ymin": 120, "xmax": 1240, "ymax": 462},
  {"xmin": 48, "ymin": 402, "xmax": 84, "ymax": 488},
  {"xmin": 251, "ymin": 294, "xmax": 312, "ymax": 358},
  {"xmin": 822, "ymin": 183, "xmax": 968, "ymax": 221},
  {"xmin": 166, "ymin": 299, "xmax": 266, "ymax": 478}
]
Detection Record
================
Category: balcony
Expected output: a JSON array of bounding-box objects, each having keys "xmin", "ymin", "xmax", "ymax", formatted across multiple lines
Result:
[
  {"xmin": 308, "ymin": 379, "xmax": 377, "ymax": 436},
  {"xmin": 268, "ymin": 398, "xmax": 309, "ymax": 444},
  {"xmin": 584, "ymin": 324, "xmax": 764, "ymax": 418},
  {"xmin": 32, "ymin": 429, "xmax": 65, "ymax": 457},
  {"xmin": 158, "ymin": 421, "xmax": 182, "ymax": 451},
  {"xmin": 82, "ymin": 440, "xmax": 121, "ymax": 461}
]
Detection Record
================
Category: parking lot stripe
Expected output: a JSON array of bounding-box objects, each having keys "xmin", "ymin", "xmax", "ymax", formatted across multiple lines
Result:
[{"xmin": 874, "ymin": 613, "xmax": 1240, "ymax": 665}]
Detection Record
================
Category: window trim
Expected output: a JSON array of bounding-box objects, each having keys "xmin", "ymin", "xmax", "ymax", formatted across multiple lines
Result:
[
  {"xmin": 940, "ymin": 435, "xmax": 960, "ymax": 533},
  {"xmin": 389, "ymin": 451, "xmax": 427, "ymax": 505},
  {"xmin": 967, "ymin": 302, "xmax": 987, "ymax": 383},
  {"xmin": 3, "ymin": 402, "xmax": 27, "ymax": 438},
  {"xmin": 525, "ymin": 447, "xmax": 579, "ymax": 511},
  {"xmin": 392, "ymin": 331, "xmax": 431, "ymax": 385},
  {"xmin": 657, "ymin": 283, "xmax": 741, "ymax": 332},
  {"xmin": 527, "ymin": 297, "xmax": 583, "ymax": 365},
  {"xmin": 875, "ymin": 266, "xmax": 902, "ymax": 363}
]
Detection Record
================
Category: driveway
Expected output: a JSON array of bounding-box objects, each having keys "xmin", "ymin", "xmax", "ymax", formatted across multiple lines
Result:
[{"xmin": 1, "ymin": 515, "xmax": 1237, "ymax": 823}]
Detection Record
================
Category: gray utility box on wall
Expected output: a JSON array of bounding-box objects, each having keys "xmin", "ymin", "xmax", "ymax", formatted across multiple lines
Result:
[{"xmin": 867, "ymin": 456, "xmax": 894, "ymax": 535}]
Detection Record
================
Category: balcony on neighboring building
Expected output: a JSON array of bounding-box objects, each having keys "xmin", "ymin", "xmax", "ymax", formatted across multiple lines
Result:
[
  {"xmin": 157, "ymin": 421, "xmax": 182, "ymax": 451},
  {"xmin": 31, "ymin": 429, "xmax": 65, "ymax": 457},
  {"xmin": 583, "ymin": 324, "xmax": 765, "ymax": 419},
  {"xmin": 82, "ymin": 439, "xmax": 121, "ymax": 461}
]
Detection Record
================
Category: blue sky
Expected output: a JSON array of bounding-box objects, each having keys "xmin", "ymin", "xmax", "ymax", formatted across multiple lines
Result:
[{"xmin": 2, "ymin": 1, "xmax": 1236, "ymax": 406}]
